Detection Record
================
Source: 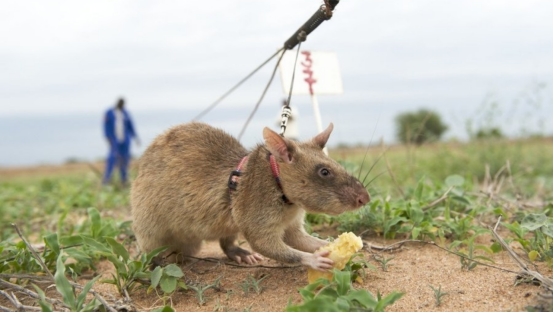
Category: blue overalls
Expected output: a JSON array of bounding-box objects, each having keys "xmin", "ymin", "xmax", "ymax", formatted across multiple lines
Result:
[{"xmin": 102, "ymin": 108, "xmax": 137, "ymax": 184}]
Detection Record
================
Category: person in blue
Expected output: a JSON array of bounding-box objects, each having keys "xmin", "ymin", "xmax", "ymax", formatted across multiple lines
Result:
[{"xmin": 102, "ymin": 98, "xmax": 140, "ymax": 185}]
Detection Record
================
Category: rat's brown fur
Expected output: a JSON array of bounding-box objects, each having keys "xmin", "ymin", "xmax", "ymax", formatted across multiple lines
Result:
[{"xmin": 131, "ymin": 122, "xmax": 369, "ymax": 270}]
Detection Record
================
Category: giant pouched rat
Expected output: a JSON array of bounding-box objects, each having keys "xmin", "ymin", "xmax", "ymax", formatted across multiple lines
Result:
[{"xmin": 130, "ymin": 122, "xmax": 369, "ymax": 270}]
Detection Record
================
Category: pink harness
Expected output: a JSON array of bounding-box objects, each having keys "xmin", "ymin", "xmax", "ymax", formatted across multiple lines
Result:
[{"xmin": 228, "ymin": 153, "xmax": 292, "ymax": 205}]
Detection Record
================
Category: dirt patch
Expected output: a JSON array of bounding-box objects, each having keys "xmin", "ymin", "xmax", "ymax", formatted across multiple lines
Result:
[
  {"xmin": 1, "ymin": 162, "xmax": 552, "ymax": 312},
  {"xmin": 87, "ymin": 237, "xmax": 551, "ymax": 312}
]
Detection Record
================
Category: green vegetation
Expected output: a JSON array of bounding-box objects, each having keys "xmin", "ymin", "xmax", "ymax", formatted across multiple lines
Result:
[
  {"xmin": 429, "ymin": 284, "xmax": 448, "ymax": 307},
  {"xmin": 286, "ymin": 269, "xmax": 403, "ymax": 311},
  {"xmin": 0, "ymin": 137, "xmax": 551, "ymax": 311}
]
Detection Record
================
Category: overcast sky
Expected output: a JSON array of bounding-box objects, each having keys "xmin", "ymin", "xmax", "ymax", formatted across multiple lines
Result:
[{"xmin": 0, "ymin": 0, "xmax": 552, "ymax": 142}]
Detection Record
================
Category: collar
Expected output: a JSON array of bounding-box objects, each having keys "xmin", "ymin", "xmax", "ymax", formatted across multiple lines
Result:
[{"xmin": 228, "ymin": 153, "xmax": 293, "ymax": 205}]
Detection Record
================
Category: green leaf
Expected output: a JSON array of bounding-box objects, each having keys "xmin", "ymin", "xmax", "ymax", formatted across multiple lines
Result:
[
  {"xmin": 43, "ymin": 233, "xmax": 60, "ymax": 256},
  {"xmin": 490, "ymin": 242, "xmax": 503, "ymax": 253},
  {"xmin": 374, "ymin": 291, "xmax": 404, "ymax": 311},
  {"xmin": 146, "ymin": 246, "xmax": 168, "ymax": 264},
  {"xmin": 286, "ymin": 296, "xmax": 341, "ymax": 312},
  {"xmin": 521, "ymin": 213, "xmax": 548, "ymax": 231},
  {"xmin": 412, "ymin": 227, "xmax": 421, "ymax": 239},
  {"xmin": 160, "ymin": 276, "xmax": 177, "ymax": 294},
  {"xmin": 87, "ymin": 207, "xmax": 102, "ymax": 238},
  {"xmin": 474, "ymin": 244, "xmax": 493, "ymax": 254},
  {"xmin": 59, "ymin": 235, "xmax": 83, "ymax": 247},
  {"xmin": 81, "ymin": 236, "xmax": 112, "ymax": 254},
  {"xmin": 82, "ymin": 299, "xmax": 100, "ymax": 312},
  {"xmin": 451, "ymin": 195, "xmax": 470, "ymax": 205},
  {"xmin": 335, "ymin": 296, "xmax": 351, "ymax": 311},
  {"xmin": 528, "ymin": 250, "xmax": 540, "ymax": 262},
  {"xmin": 409, "ymin": 206, "xmax": 424, "ymax": 224},
  {"xmin": 151, "ymin": 305, "xmax": 176, "ymax": 312},
  {"xmin": 151, "ymin": 266, "xmax": 163, "ymax": 288},
  {"xmin": 177, "ymin": 281, "xmax": 188, "ymax": 291},
  {"xmin": 342, "ymin": 289, "xmax": 377, "ymax": 309},
  {"xmin": 299, "ymin": 288, "xmax": 315, "ymax": 301},
  {"xmin": 105, "ymin": 237, "xmax": 129, "ymax": 262},
  {"xmin": 445, "ymin": 175, "xmax": 464, "ymax": 187},
  {"xmin": 32, "ymin": 284, "xmax": 53, "ymax": 312},
  {"xmin": 473, "ymin": 255, "xmax": 494, "ymax": 263},
  {"xmin": 76, "ymin": 276, "xmax": 100, "ymax": 310},
  {"xmin": 164, "ymin": 263, "xmax": 184, "ymax": 278},
  {"xmin": 65, "ymin": 247, "xmax": 92, "ymax": 262},
  {"xmin": 54, "ymin": 253, "xmax": 76, "ymax": 310},
  {"xmin": 333, "ymin": 270, "xmax": 351, "ymax": 296},
  {"xmin": 541, "ymin": 223, "xmax": 553, "ymax": 238}
]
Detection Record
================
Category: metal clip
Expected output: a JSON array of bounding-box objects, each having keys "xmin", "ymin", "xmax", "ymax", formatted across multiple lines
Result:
[{"xmin": 280, "ymin": 106, "xmax": 292, "ymax": 137}]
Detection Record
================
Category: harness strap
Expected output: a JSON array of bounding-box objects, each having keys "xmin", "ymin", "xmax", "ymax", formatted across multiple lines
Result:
[
  {"xmin": 228, "ymin": 156, "xmax": 248, "ymax": 191},
  {"xmin": 268, "ymin": 153, "xmax": 293, "ymax": 205},
  {"xmin": 228, "ymin": 153, "xmax": 293, "ymax": 205}
]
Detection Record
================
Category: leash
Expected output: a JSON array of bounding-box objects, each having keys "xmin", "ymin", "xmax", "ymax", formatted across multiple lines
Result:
[
  {"xmin": 279, "ymin": 40, "xmax": 303, "ymax": 137},
  {"xmin": 194, "ymin": 0, "xmax": 341, "ymax": 138}
]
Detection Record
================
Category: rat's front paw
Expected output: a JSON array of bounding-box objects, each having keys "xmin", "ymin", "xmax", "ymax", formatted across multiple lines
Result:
[{"xmin": 303, "ymin": 250, "xmax": 334, "ymax": 271}]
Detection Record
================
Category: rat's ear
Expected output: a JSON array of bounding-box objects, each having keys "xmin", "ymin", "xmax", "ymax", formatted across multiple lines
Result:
[
  {"xmin": 311, "ymin": 123, "xmax": 334, "ymax": 149},
  {"xmin": 263, "ymin": 127, "xmax": 293, "ymax": 163}
]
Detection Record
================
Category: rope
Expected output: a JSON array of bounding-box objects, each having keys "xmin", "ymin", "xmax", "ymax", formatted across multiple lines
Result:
[
  {"xmin": 192, "ymin": 48, "xmax": 285, "ymax": 121},
  {"xmin": 237, "ymin": 49, "xmax": 286, "ymax": 140},
  {"xmin": 280, "ymin": 35, "xmax": 304, "ymax": 137},
  {"xmin": 194, "ymin": 0, "xmax": 341, "ymax": 138}
]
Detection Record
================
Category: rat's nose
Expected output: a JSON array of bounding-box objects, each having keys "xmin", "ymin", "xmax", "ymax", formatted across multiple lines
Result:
[
  {"xmin": 357, "ymin": 191, "xmax": 370, "ymax": 207},
  {"xmin": 352, "ymin": 180, "xmax": 370, "ymax": 207}
]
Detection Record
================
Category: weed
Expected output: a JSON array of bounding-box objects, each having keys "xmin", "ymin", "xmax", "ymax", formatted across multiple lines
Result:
[
  {"xmin": 373, "ymin": 255, "xmax": 395, "ymax": 272},
  {"xmin": 503, "ymin": 212, "xmax": 553, "ymax": 264},
  {"xmin": 429, "ymin": 284, "xmax": 448, "ymax": 307},
  {"xmin": 240, "ymin": 274, "xmax": 269, "ymax": 296},
  {"xmin": 343, "ymin": 253, "xmax": 372, "ymax": 282},
  {"xmin": 150, "ymin": 263, "xmax": 187, "ymax": 295},
  {"xmin": 32, "ymin": 252, "xmax": 101, "ymax": 311},
  {"xmin": 450, "ymin": 234, "xmax": 494, "ymax": 271},
  {"xmin": 286, "ymin": 269, "xmax": 403, "ymax": 311},
  {"xmin": 188, "ymin": 276, "xmax": 222, "ymax": 305}
]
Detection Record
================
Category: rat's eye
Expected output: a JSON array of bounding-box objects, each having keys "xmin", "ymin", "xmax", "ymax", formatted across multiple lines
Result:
[{"xmin": 319, "ymin": 168, "xmax": 331, "ymax": 177}]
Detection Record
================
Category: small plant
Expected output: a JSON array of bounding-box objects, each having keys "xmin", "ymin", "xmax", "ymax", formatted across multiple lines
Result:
[
  {"xmin": 188, "ymin": 276, "xmax": 222, "ymax": 305},
  {"xmin": 503, "ymin": 212, "xmax": 553, "ymax": 264},
  {"xmin": 95, "ymin": 236, "xmax": 166, "ymax": 297},
  {"xmin": 240, "ymin": 274, "xmax": 269, "ymax": 296},
  {"xmin": 373, "ymin": 254, "xmax": 394, "ymax": 272},
  {"xmin": 450, "ymin": 235, "xmax": 494, "ymax": 271},
  {"xmin": 150, "ymin": 263, "xmax": 187, "ymax": 294},
  {"xmin": 429, "ymin": 284, "xmax": 448, "ymax": 307},
  {"xmin": 343, "ymin": 253, "xmax": 372, "ymax": 282},
  {"xmin": 286, "ymin": 269, "xmax": 403, "ymax": 311},
  {"xmin": 33, "ymin": 252, "xmax": 101, "ymax": 311}
]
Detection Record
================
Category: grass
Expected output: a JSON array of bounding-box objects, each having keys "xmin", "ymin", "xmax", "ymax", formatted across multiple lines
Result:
[
  {"xmin": 330, "ymin": 138, "xmax": 552, "ymax": 265},
  {"xmin": 0, "ymin": 137, "xmax": 552, "ymax": 311}
]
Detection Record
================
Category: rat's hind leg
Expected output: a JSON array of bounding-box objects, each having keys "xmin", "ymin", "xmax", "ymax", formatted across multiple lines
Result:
[
  {"xmin": 220, "ymin": 235, "xmax": 263, "ymax": 264},
  {"xmin": 171, "ymin": 237, "xmax": 203, "ymax": 263},
  {"xmin": 153, "ymin": 237, "xmax": 203, "ymax": 264}
]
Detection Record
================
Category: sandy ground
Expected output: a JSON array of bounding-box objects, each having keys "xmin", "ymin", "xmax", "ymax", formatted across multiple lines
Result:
[
  {"xmin": 87, "ymin": 235, "xmax": 551, "ymax": 312},
  {"xmin": 1, "ymin": 162, "xmax": 552, "ymax": 311}
]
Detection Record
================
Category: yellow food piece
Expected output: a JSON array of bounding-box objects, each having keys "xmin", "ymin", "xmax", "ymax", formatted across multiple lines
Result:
[{"xmin": 307, "ymin": 232, "xmax": 363, "ymax": 283}]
